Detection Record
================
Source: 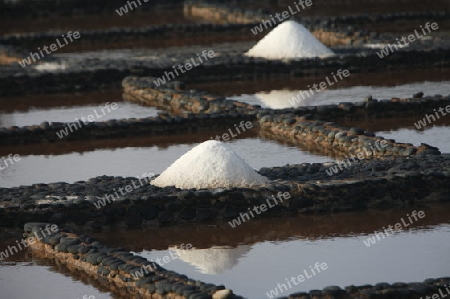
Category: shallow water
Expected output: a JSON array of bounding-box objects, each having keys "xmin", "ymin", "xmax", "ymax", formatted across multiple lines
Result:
[
  {"xmin": 0, "ymin": 90, "xmax": 123, "ymax": 113},
  {"xmin": 229, "ymin": 81, "xmax": 450, "ymax": 109},
  {"xmin": 379, "ymin": 126, "xmax": 450, "ymax": 153},
  {"xmin": 94, "ymin": 205, "xmax": 450, "ymax": 299},
  {"xmin": 228, "ymin": 81, "xmax": 450, "ymax": 155},
  {"xmin": 135, "ymin": 224, "xmax": 450, "ymax": 298},
  {"xmin": 0, "ymin": 8, "xmax": 196, "ymax": 35},
  {"xmin": 2, "ymin": 205, "xmax": 449, "ymax": 299},
  {"xmin": 0, "ymin": 138, "xmax": 330, "ymax": 188},
  {"xmin": 337, "ymin": 116, "xmax": 450, "ymax": 154},
  {"xmin": 0, "ymin": 262, "xmax": 113, "ymax": 299},
  {"xmin": 0, "ymin": 102, "xmax": 159, "ymax": 127}
]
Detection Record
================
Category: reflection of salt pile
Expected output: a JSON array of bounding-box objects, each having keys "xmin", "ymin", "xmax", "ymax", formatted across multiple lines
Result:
[
  {"xmin": 151, "ymin": 140, "xmax": 268, "ymax": 189},
  {"xmin": 246, "ymin": 20, "xmax": 334, "ymax": 60},
  {"xmin": 231, "ymin": 89, "xmax": 320, "ymax": 109},
  {"xmin": 173, "ymin": 245, "xmax": 252, "ymax": 274},
  {"xmin": 255, "ymin": 90, "xmax": 311, "ymax": 109}
]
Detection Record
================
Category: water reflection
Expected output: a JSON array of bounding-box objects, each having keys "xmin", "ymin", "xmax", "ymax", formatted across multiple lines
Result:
[
  {"xmin": 338, "ymin": 117, "xmax": 450, "ymax": 154},
  {"xmin": 0, "ymin": 102, "xmax": 159, "ymax": 128},
  {"xmin": 0, "ymin": 260, "xmax": 114, "ymax": 299},
  {"xmin": 134, "ymin": 222, "xmax": 450, "ymax": 299},
  {"xmin": 230, "ymin": 81, "xmax": 450, "ymax": 109},
  {"xmin": 1, "ymin": 205, "xmax": 448, "ymax": 299},
  {"xmin": 174, "ymin": 245, "xmax": 252, "ymax": 274},
  {"xmin": 91, "ymin": 204, "xmax": 450, "ymax": 251},
  {"xmin": 378, "ymin": 126, "xmax": 450, "ymax": 154}
]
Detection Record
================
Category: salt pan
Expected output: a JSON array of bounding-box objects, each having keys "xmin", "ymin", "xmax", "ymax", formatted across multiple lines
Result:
[
  {"xmin": 151, "ymin": 140, "xmax": 268, "ymax": 189},
  {"xmin": 246, "ymin": 20, "xmax": 334, "ymax": 60}
]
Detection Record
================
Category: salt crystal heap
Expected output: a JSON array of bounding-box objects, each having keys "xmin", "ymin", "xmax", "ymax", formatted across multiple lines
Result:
[
  {"xmin": 246, "ymin": 20, "xmax": 334, "ymax": 60},
  {"xmin": 151, "ymin": 140, "xmax": 268, "ymax": 189}
]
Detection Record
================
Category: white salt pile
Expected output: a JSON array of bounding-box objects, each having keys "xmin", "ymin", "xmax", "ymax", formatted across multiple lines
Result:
[
  {"xmin": 151, "ymin": 140, "xmax": 268, "ymax": 189},
  {"xmin": 246, "ymin": 20, "xmax": 334, "ymax": 60}
]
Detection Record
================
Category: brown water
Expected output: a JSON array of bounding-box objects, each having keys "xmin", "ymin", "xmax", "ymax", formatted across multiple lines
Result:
[
  {"xmin": 0, "ymin": 90, "xmax": 123, "ymax": 112},
  {"xmin": 0, "ymin": 89, "xmax": 160, "ymax": 127},
  {"xmin": 0, "ymin": 101, "xmax": 159, "ymax": 127},
  {"xmin": 2, "ymin": 0, "xmax": 449, "ymax": 38},
  {"xmin": 239, "ymin": 0, "xmax": 450, "ymax": 17},
  {"xmin": 0, "ymin": 8, "xmax": 196, "ymax": 36}
]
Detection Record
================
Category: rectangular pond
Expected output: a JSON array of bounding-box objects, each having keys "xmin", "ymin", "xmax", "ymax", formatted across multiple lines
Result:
[{"xmin": 0, "ymin": 137, "xmax": 331, "ymax": 188}]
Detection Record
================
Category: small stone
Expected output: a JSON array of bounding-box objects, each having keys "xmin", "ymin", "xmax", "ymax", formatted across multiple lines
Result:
[
  {"xmin": 349, "ymin": 127, "xmax": 364, "ymax": 135},
  {"xmin": 67, "ymin": 245, "xmax": 81, "ymax": 254},
  {"xmin": 375, "ymin": 283, "xmax": 391, "ymax": 290},
  {"xmin": 136, "ymin": 277, "xmax": 153, "ymax": 287},
  {"xmin": 213, "ymin": 289, "xmax": 232, "ymax": 299},
  {"xmin": 55, "ymin": 239, "xmax": 80, "ymax": 253},
  {"xmin": 413, "ymin": 92, "xmax": 424, "ymax": 98},
  {"xmin": 23, "ymin": 222, "xmax": 52, "ymax": 234},
  {"xmin": 283, "ymin": 118, "xmax": 296, "ymax": 125},
  {"xmin": 323, "ymin": 286, "xmax": 345, "ymax": 296},
  {"xmin": 364, "ymin": 95, "xmax": 373, "ymax": 102}
]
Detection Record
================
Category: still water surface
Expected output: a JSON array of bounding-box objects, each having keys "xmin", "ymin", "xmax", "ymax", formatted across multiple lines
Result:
[
  {"xmin": 0, "ymin": 102, "xmax": 159, "ymax": 128},
  {"xmin": 137, "ymin": 224, "xmax": 450, "ymax": 298},
  {"xmin": 229, "ymin": 81, "xmax": 450, "ymax": 109},
  {"xmin": 0, "ymin": 138, "xmax": 330, "ymax": 188},
  {"xmin": 2, "ymin": 210, "xmax": 449, "ymax": 299}
]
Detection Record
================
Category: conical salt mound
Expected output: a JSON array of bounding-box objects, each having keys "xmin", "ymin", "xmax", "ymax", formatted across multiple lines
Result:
[
  {"xmin": 151, "ymin": 140, "xmax": 268, "ymax": 189},
  {"xmin": 246, "ymin": 20, "xmax": 334, "ymax": 60}
]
